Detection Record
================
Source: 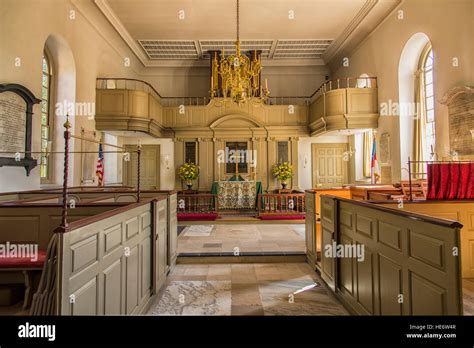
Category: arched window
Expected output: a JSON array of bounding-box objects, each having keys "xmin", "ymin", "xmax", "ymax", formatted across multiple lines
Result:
[
  {"xmin": 423, "ymin": 48, "xmax": 435, "ymax": 159},
  {"xmin": 414, "ymin": 44, "xmax": 435, "ymax": 166},
  {"xmin": 41, "ymin": 51, "xmax": 53, "ymax": 181},
  {"xmin": 357, "ymin": 73, "xmax": 372, "ymax": 88}
]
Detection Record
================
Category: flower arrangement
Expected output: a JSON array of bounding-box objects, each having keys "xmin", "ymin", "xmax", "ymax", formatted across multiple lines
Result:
[
  {"xmin": 272, "ymin": 162, "xmax": 293, "ymax": 188},
  {"xmin": 178, "ymin": 162, "xmax": 199, "ymax": 188}
]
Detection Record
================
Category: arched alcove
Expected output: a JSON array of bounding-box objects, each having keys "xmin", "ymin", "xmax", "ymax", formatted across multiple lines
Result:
[
  {"xmin": 43, "ymin": 34, "xmax": 76, "ymax": 186},
  {"xmin": 357, "ymin": 73, "xmax": 372, "ymax": 88},
  {"xmin": 398, "ymin": 32, "xmax": 431, "ymax": 179}
]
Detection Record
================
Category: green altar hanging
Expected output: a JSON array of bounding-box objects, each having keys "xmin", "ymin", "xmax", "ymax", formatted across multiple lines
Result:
[{"xmin": 211, "ymin": 180, "xmax": 263, "ymax": 210}]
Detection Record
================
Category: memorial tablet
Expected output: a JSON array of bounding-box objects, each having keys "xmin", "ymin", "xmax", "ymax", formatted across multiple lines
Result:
[
  {"xmin": 0, "ymin": 84, "xmax": 40, "ymax": 175},
  {"xmin": 0, "ymin": 91, "xmax": 27, "ymax": 157}
]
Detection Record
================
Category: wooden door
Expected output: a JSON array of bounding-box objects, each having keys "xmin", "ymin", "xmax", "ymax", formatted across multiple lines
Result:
[
  {"xmin": 311, "ymin": 143, "xmax": 348, "ymax": 188},
  {"xmin": 124, "ymin": 145, "xmax": 160, "ymax": 190}
]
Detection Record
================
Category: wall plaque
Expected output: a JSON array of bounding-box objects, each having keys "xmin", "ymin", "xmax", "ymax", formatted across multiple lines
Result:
[
  {"xmin": 379, "ymin": 132, "xmax": 391, "ymax": 164},
  {"xmin": 440, "ymin": 86, "xmax": 474, "ymax": 156},
  {"xmin": 0, "ymin": 84, "xmax": 41, "ymax": 175}
]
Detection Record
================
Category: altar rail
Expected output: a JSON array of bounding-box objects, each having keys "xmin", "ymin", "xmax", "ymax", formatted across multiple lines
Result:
[
  {"xmin": 258, "ymin": 193, "xmax": 305, "ymax": 216},
  {"xmin": 177, "ymin": 193, "xmax": 217, "ymax": 214}
]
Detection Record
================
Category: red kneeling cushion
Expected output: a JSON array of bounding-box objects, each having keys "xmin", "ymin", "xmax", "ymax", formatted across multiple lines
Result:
[
  {"xmin": 177, "ymin": 213, "xmax": 218, "ymax": 221},
  {"xmin": 259, "ymin": 214, "xmax": 305, "ymax": 220},
  {"xmin": 0, "ymin": 249, "xmax": 46, "ymax": 269}
]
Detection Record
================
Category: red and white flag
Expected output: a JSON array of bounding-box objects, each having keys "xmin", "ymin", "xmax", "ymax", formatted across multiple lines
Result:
[
  {"xmin": 370, "ymin": 133, "xmax": 380, "ymax": 184},
  {"xmin": 96, "ymin": 144, "xmax": 104, "ymax": 186}
]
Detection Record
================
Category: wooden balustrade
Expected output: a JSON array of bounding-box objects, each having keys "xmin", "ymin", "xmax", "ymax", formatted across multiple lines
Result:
[
  {"xmin": 258, "ymin": 193, "xmax": 305, "ymax": 216},
  {"xmin": 177, "ymin": 194, "xmax": 218, "ymax": 214}
]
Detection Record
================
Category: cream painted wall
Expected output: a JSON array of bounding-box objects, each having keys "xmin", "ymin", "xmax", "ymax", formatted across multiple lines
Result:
[
  {"xmin": 298, "ymin": 135, "xmax": 349, "ymax": 190},
  {"xmin": 139, "ymin": 66, "xmax": 210, "ymax": 97},
  {"xmin": 330, "ymin": 0, "xmax": 474, "ymax": 182},
  {"xmin": 0, "ymin": 0, "xmax": 142, "ymax": 192},
  {"xmin": 120, "ymin": 136, "xmax": 175, "ymax": 190},
  {"xmin": 262, "ymin": 65, "xmax": 329, "ymax": 97}
]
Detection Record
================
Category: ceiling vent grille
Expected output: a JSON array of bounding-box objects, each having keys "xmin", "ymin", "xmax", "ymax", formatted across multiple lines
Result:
[
  {"xmin": 200, "ymin": 40, "xmax": 273, "ymax": 59},
  {"xmin": 138, "ymin": 39, "xmax": 333, "ymax": 60},
  {"xmin": 138, "ymin": 40, "xmax": 198, "ymax": 59},
  {"xmin": 273, "ymin": 39, "xmax": 333, "ymax": 59}
]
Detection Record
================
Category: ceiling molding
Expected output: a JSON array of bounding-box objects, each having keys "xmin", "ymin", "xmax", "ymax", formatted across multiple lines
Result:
[
  {"xmin": 94, "ymin": 0, "xmax": 149, "ymax": 64},
  {"xmin": 323, "ymin": 0, "xmax": 378, "ymax": 63},
  {"xmin": 325, "ymin": 0, "xmax": 403, "ymax": 69},
  {"xmin": 95, "ymin": 0, "xmax": 396, "ymax": 68}
]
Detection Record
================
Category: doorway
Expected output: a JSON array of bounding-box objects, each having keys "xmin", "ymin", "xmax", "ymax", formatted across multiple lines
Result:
[
  {"xmin": 311, "ymin": 143, "xmax": 349, "ymax": 188},
  {"xmin": 123, "ymin": 145, "xmax": 160, "ymax": 190}
]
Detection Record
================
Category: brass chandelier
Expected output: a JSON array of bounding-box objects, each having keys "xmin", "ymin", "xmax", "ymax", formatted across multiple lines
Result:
[{"xmin": 210, "ymin": 0, "xmax": 269, "ymax": 104}]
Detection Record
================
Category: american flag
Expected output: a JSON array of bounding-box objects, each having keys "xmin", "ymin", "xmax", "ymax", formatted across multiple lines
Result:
[{"xmin": 96, "ymin": 144, "xmax": 104, "ymax": 186}]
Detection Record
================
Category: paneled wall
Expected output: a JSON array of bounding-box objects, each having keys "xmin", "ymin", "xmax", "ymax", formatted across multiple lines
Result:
[
  {"xmin": 59, "ymin": 202, "xmax": 154, "ymax": 315},
  {"xmin": 320, "ymin": 196, "xmax": 463, "ymax": 315},
  {"xmin": 382, "ymin": 201, "xmax": 474, "ymax": 279},
  {"xmin": 309, "ymin": 88, "xmax": 379, "ymax": 136}
]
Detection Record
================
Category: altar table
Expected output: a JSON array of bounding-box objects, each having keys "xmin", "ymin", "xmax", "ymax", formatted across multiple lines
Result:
[{"xmin": 211, "ymin": 181, "xmax": 263, "ymax": 209}]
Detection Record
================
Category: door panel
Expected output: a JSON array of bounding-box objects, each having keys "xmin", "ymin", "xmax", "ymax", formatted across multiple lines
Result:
[
  {"xmin": 124, "ymin": 145, "xmax": 160, "ymax": 190},
  {"xmin": 312, "ymin": 143, "xmax": 348, "ymax": 188}
]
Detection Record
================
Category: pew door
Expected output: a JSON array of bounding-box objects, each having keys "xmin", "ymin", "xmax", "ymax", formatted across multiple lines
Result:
[{"xmin": 155, "ymin": 199, "xmax": 168, "ymax": 292}]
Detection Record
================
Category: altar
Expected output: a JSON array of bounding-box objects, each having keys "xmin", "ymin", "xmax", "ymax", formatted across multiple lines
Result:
[{"xmin": 211, "ymin": 180, "xmax": 263, "ymax": 210}]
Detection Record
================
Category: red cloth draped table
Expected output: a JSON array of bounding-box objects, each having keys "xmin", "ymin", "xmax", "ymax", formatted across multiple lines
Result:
[{"xmin": 427, "ymin": 163, "xmax": 474, "ymax": 200}]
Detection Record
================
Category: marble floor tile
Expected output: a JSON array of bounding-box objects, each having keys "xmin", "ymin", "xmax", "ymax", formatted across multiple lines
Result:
[
  {"xmin": 177, "ymin": 224, "xmax": 305, "ymax": 254},
  {"xmin": 149, "ymin": 280, "xmax": 232, "ymax": 315},
  {"xmin": 259, "ymin": 278, "xmax": 348, "ymax": 316},
  {"xmin": 150, "ymin": 262, "xmax": 348, "ymax": 316},
  {"xmin": 231, "ymin": 305, "xmax": 265, "ymax": 316}
]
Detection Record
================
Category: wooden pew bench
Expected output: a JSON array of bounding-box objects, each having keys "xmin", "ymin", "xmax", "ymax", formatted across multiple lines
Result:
[{"xmin": 0, "ymin": 249, "xmax": 46, "ymax": 309}]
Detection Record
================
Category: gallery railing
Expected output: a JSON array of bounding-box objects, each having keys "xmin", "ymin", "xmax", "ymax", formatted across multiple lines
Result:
[
  {"xmin": 96, "ymin": 76, "xmax": 377, "ymax": 107},
  {"xmin": 177, "ymin": 193, "xmax": 218, "ymax": 214},
  {"xmin": 258, "ymin": 193, "xmax": 305, "ymax": 216}
]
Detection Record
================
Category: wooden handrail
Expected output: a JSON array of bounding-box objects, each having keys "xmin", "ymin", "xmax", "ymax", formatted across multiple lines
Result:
[
  {"xmin": 258, "ymin": 193, "xmax": 306, "ymax": 216},
  {"xmin": 177, "ymin": 193, "xmax": 218, "ymax": 213},
  {"xmin": 96, "ymin": 76, "xmax": 378, "ymax": 106}
]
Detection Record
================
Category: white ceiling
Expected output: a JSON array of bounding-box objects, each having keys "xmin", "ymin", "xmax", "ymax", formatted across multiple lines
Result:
[{"xmin": 95, "ymin": 0, "xmax": 401, "ymax": 66}]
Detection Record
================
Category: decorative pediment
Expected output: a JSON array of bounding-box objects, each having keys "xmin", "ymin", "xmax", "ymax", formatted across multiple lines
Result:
[{"xmin": 209, "ymin": 114, "xmax": 263, "ymax": 129}]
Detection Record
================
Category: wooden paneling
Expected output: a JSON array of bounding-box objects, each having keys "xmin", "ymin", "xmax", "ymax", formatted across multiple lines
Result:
[
  {"xmin": 60, "ymin": 203, "xmax": 154, "ymax": 315},
  {"xmin": 346, "ymin": 88, "xmax": 378, "ymax": 114},
  {"xmin": 381, "ymin": 201, "xmax": 474, "ymax": 278},
  {"xmin": 0, "ymin": 205, "xmax": 119, "ymax": 250},
  {"xmin": 309, "ymin": 88, "xmax": 379, "ymax": 135},
  {"xmin": 305, "ymin": 192, "xmax": 316, "ymax": 267},
  {"xmin": 155, "ymin": 199, "xmax": 168, "ymax": 291},
  {"xmin": 325, "ymin": 89, "xmax": 346, "ymax": 116},
  {"xmin": 97, "ymin": 90, "xmax": 128, "ymax": 116},
  {"xmin": 320, "ymin": 196, "xmax": 463, "ymax": 315}
]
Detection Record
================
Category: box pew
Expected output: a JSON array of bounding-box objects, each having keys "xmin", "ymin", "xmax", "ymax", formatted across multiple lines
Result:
[
  {"xmin": 374, "ymin": 200, "xmax": 474, "ymax": 279},
  {"xmin": 0, "ymin": 188, "xmax": 178, "ymax": 272},
  {"xmin": 349, "ymin": 185, "xmax": 402, "ymax": 201},
  {"xmin": 0, "ymin": 203, "xmax": 128, "ymax": 311},
  {"xmin": 29, "ymin": 197, "xmax": 169, "ymax": 315},
  {"xmin": 305, "ymin": 188, "xmax": 351, "ymax": 269},
  {"xmin": 319, "ymin": 195, "xmax": 463, "ymax": 315}
]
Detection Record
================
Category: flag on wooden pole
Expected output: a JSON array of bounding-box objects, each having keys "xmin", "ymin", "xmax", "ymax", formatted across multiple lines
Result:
[
  {"xmin": 96, "ymin": 143, "xmax": 104, "ymax": 186},
  {"xmin": 370, "ymin": 131, "xmax": 380, "ymax": 184}
]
